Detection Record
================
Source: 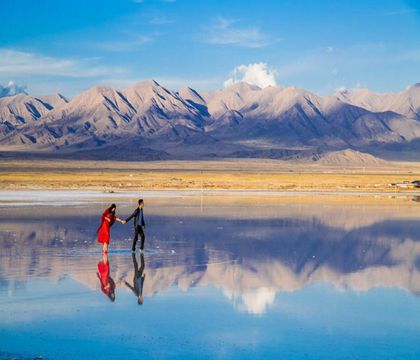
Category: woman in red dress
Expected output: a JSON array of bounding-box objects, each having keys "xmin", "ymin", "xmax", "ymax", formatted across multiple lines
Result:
[
  {"xmin": 97, "ymin": 204, "xmax": 125, "ymax": 252},
  {"xmin": 97, "ymin": 252, "xmax": 116, "ymax": 302}
]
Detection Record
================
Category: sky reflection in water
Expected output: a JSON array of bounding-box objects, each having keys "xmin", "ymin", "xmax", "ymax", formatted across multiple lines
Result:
[{"xmin": 0, "ymin": 196, "xmax": 419, "ymax": 359}]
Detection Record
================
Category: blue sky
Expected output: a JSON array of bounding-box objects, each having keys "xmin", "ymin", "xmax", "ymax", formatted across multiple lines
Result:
[{"xmin": 0, "ymin": 0, "xmax": 419, "ymax": 97}]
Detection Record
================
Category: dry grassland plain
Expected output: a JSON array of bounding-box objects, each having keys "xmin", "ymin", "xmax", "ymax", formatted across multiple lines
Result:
[{"xmin": 1, "ymin": 159, "xmax": 420, "ymax": 193}]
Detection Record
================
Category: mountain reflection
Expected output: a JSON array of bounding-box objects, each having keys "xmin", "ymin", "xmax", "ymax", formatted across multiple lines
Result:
[{"xmin": 0, "ymin": 200, "xmax": 419, "ymax": 313}]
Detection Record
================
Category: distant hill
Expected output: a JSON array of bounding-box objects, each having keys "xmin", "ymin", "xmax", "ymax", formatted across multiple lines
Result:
[
  {"xmin": 1, "ymin": 80, "xmax": 420, "ymax": 161},
  {"xmin": 312, "ymin": 149, "xmax": 387, "ymax": 166}
]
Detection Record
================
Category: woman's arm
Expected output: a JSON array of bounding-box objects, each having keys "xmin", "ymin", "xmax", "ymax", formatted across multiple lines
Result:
[{"xmin": 115, "ymin": 217, "xmax": 126, "ymax": 224}]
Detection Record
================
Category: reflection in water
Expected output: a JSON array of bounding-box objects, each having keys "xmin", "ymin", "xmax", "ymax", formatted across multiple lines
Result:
[
  {"xmin": 1, "ymin": 200, "xmax": 419, "ymax": 307},
  {"xmin": 0, "ymin": 197, "xmax": 420, "ymax": 358},
  {"xmin": 124, "ymin": 253, "xmax": 146, "ymax": 305},
  {"xmin": 224, "ymin": 287, "xmax": 277, "ymax": 315},
  {"xmin": 97, "ymin": 252, "xmax": 116, "ymax": 302}
]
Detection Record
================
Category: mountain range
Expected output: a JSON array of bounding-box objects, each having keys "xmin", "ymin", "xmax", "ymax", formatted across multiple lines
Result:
[{"xmin": 1, "ymin": 80, "xmax": 420, "ymax": 160}]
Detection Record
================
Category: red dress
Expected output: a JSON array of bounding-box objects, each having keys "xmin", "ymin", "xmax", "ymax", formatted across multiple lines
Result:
[
  {"xmin": 97, "ymin": 208, "xmax": 116, "ymax": 244},
  {"xmin": 97, "ymin": 260, "xmax": 115, "ymax": 296}
]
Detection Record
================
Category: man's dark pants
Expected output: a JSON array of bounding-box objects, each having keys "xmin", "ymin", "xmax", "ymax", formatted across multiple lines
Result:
[{"xmin": 132, "ymin": 226, "xmax": 145, "ymax": 251}]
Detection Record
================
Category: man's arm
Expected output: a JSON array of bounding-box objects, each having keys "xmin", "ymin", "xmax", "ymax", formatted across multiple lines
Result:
[
  {"xmin": 123, "ymin": 280, "xmax": 136, "ymax": 295},
  {"xmin": 125, "ymin": 208, "xmax": 138, "ymax": 223}
]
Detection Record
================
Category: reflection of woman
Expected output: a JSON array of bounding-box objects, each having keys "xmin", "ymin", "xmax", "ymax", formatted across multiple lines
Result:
[
  {"xmin": 97, "ymin": 204, "xmax": 125, "ymax": 252},
  {"xmin": 97, "ymin": 252, "xmax": 116, "ymax": 302}
]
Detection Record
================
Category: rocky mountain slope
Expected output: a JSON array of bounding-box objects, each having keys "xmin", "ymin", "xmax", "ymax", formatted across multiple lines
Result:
[
  {"xmin": 1, "ymin": 80, "xmax": 420, "ymax": 160},
  {"xmin": 335, "ymin": 83, "xmax": 420, "ymax": 120},
  {"xmin": 0, "ymin": 93, "xmax": 67, "ymax": 138}
]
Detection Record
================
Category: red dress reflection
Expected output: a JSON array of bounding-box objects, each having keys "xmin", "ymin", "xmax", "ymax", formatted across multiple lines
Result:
[{"xmin": 97, "ymin": 253, "xmax": 116, "ymax": 302}]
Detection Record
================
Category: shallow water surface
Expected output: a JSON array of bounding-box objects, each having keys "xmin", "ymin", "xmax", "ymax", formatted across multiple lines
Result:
[{"xmin": 0, "ymin": 194, "xmax": 419, "ymax": 359}]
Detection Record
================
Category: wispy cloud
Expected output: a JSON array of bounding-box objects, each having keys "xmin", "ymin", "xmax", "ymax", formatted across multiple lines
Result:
[
  {"xmin": 278, "ymin": 43, "xmax": 420, "ymax": 80},
  {"xmin": 393, "ymin": 48, "xmax": 420, "ymax": 62},
  {"xmin": 203, "ymin": 16, "xmax": 274, "ymax": 48},
  {"xmin": 133, "ymin": 0, "xmax": 176, "ymax": 3},
  {"xmin": 0, "ymin": 49, "xmax": 126, "ymax": 78},
  {"xmin": 149, "ymin": 16, "xmax": 174, "ymax": 25},
  {"xmin": 381, "ymin": 8, "xmax": 417, "ymax": 16},
  {"xmin": 95, "ymin": 35, "xmax": 153, "ymax": 52},
  {"xmin": 273, "ymin": 42, "xmax": 420, "ymax": 94}
]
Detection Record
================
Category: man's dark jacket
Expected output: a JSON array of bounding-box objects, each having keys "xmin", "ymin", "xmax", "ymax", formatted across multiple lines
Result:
[{"xmin": 125, "ymin": 207, "xmax": 145, "ymax": 228}]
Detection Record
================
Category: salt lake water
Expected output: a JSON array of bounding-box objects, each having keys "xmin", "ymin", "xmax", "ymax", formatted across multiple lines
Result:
[{"xmin": 0, "ymin": 192, "xmax": 419, "ymax": 359}]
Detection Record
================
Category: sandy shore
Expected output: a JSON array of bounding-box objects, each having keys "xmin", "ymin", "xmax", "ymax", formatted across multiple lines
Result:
[{"xmin": 1, "ymin": 158, "xmax": 420, "ymax": 193}]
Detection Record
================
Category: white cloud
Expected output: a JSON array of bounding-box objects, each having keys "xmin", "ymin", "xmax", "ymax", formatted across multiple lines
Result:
[
  {"xmin": 95, "ymin": 35, "xmax": 153, "ymax": 51},
  {"xmin": 204, "ymin": 17, "xmax": 273, "ymax": 48},
  {"xmin": 223, "ymin": 62, "xmax": 278, "ymax": 88},
  {"xmin": 0, "ymin": 80, "xmax": 27, "ymax": 98},
  {"xmin": 0, "ymin": 49, "xmax": 126, "ymax": 78},
  {"xmin": 224, "ymin": 287, "xmax": 277, "ymax": 314}
]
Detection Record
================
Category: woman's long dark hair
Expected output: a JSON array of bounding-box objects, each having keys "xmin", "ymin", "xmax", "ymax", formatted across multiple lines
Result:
[{"xmin": 109, "ymin": 203, "xmax": 116, "ymax": 214}]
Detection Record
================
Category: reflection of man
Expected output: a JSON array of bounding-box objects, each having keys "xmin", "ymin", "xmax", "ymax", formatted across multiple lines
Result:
[
  {"xmin": 124, "ymin": 253, "xmax": 146, "ymax": 305},
  {"xmin": 125, "ymin": 199, "xmax": 146, "ymax": 252}
]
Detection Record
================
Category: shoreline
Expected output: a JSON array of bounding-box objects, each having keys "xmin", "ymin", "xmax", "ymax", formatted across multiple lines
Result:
[
  {"xmin": 1, "ymin": 189, "xmax": 420, "ymax": 207},
  {"xmin": 2, "ymin": 188, "xmax": 420, "ymax": 197}
]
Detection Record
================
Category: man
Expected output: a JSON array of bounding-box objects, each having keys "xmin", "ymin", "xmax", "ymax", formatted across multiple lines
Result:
[
  {"xmin": 125, "ymin": 199, "xmax": 146, "ymax": 252},
  {"xmin": 124, "ymin": 253, "xmax": 146, "ymax": 305}
]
